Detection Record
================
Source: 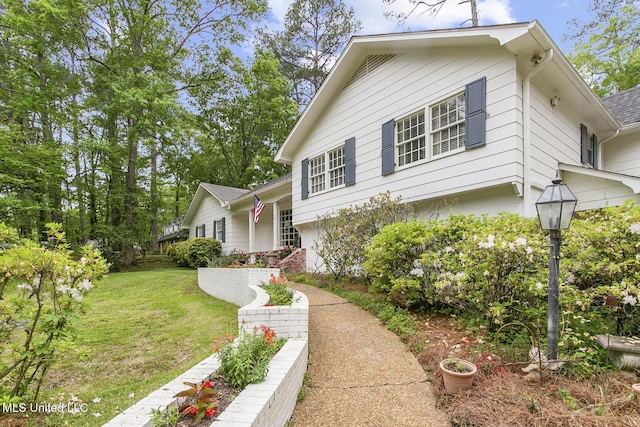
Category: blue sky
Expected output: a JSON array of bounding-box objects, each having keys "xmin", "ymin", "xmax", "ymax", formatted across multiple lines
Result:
[{"xmin": 265, "ymin": 0, "xmax": 592, "ymax": 53}]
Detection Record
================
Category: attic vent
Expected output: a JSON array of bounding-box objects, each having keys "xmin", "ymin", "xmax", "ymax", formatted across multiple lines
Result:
[{"xmin": 344, "ymin": 54, "xmax": 396, "ymax": 88}]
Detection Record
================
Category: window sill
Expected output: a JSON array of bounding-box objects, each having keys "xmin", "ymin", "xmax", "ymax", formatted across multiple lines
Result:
[
  {"xmin": 308, "ymin": 183, "xmax": 346, "ymax": 198},
  {"xmin": 394, "ymin": 147, "xmax": 464, "ymax": 172}
]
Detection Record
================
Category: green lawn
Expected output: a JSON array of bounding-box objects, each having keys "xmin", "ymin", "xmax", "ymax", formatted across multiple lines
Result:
[{"xmin": 33, "ymin": 267, "xmax": 238, "ymax": 426}]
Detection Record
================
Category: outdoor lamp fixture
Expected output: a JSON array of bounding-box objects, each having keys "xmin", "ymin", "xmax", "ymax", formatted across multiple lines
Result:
[{"xmin": 535, "ymin": 177, "xmax": 577, "ymax": 362}]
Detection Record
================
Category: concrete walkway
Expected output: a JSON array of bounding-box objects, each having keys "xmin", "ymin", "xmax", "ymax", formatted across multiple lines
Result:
[{"xmin": 289, "ymin": 283, "xmax": 450, "ymax": 427}]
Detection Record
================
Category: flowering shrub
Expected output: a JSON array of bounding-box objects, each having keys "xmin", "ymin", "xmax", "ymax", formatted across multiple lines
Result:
[
  {"xmin": 215, "ymin": 325, "xmax": 285, "ymax": 389},
  {"xmin": 314, "ymin": 191, "xmax": 413, "ymax": 277},
  {"xmin": 175, "ymin": 381, "xmax": 220, "ymax": 422},
  {"xmin": 260, "ymin": 274, "xmax": 293, "ymax": 306},
  {"xmin": 364, "ymin": 204, "xmax": 640, "ymax": 372},
  {"xmin": 0, "ymin": 223, "xmax": 108, "ymax": 399}
]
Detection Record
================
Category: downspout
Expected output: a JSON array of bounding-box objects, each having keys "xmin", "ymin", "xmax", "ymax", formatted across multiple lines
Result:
[
  {"xmin": 597, "ymin": 129, "xmax": 619, "ymax": 169},
  {"xmin": 522, "ymin": 49, "xmax": 553, "ymax": 216}
]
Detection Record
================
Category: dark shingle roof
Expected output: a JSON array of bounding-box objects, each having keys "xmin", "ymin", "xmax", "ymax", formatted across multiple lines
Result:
[
  {"xmin": 201, "ymin": 183, "xmax": 249, "ymax": 203},
  {"xmin": 602, "ymin": 86, "xmax": 640, "ymax": 126}
]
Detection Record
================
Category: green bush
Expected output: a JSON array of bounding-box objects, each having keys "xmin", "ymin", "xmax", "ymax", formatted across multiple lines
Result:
[{"xmin": 166, "ymin": 239, "xmax": 221, "ymax": 268}]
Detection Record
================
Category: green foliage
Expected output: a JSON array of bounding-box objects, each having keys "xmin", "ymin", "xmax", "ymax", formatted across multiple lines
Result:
[
  {"xmin": 151, "ymin": 405, "xmax": 180, "ymax": 427},
  {"xmin": 566, "ymin": 1, "xmax": 640, "ymax": 96},
  {"xmin": 216, "ymin": 325, "xmax": 285, "ymax": 389},
  {"xmin": 167, "ymin": 238, "xmax": 221, "ymax": 268},
  {"xmin": 313, "ymin": 191, "xmax": 413, "ymax": 277},
  {"xmin": 363, "ymin": 204, "xmax": 640, "ymax": 373},
  {"xmin": 0, "ymin": 223, "xmax": 108, "ymax": 399},
  {"xmin": 261, "ymin": 274, "xmax": 294, "ymax": 306}
]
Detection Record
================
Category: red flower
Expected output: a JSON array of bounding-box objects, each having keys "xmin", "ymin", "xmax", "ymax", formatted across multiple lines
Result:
[
  {"xmin": 203, "ymin": 381, "xmax": 212, "ymax": 389},
  {"xmin": 205, "ymin": 407, "xmax": 215, "ymax": 417},
  {"xmin": 189, "ymin": 407, "xmax": 197, "ymax": 415}
]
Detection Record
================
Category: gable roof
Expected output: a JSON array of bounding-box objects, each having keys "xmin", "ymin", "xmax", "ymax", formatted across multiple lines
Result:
[
  {"xmin": 274, "ymin": 21, "xmax": 619, "ymax": 164},
  {"xmin": 201, "ymin": 183, "xmax": 249, "ymax": 204},
  {"xmin": 602, "ymin": 86, "xmax": 640, "ymax": 126},
  {"xmin": 181, "ymin": 175, "xmax": 293, "ymax": 227}
]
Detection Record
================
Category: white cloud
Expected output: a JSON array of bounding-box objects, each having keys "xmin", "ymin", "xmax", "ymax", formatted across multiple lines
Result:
[{"xmin": 266, "ymin": 0, "xmax": 515, "ymax": 35}]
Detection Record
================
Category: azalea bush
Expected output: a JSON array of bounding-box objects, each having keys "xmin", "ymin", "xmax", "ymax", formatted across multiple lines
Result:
[
  {"xmin": 215, "ymin": 325, "xmax": 285, "ymax": 389},
  {"xmin": 0, "ymin": 223, "xmax": 108, "ymax": 399},
  {"xmin": 363, "ymin": 204, "xmax": 640, "ymax": 372}
]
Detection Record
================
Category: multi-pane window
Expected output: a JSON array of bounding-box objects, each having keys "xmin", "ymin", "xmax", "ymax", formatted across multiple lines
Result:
[
  {"xmin": 431, "ymin": 93, "xmax": 465, "ymax": 156},
  {"xmin": 280, "ymin": 209, "xmax": 299, "ymax": 247},
  {"xmin": 397, "ymin": 111, "xmax": 426, "ymax": 167},
  {"xmin": 328, "ymin": 147, "xmax": 345, "ymax": 188},
  {"xmin": 215, "ymin": 219, "xmax": 224, "ymax": 241},
  {"xmin": 309, "ymin": 155, "xmax": 325, "ymax": 194},
  {"xmin": 308, "ymin": 145, "xmax": 346, "ymax": 194}
]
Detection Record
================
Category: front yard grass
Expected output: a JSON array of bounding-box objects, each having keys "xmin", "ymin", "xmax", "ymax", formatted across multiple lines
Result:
[{"xmin": 16, "ymin": 267, "xmax": 237, "ymax": 427}]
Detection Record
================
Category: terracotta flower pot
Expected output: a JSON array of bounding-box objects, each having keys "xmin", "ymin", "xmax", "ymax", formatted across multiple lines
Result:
[{"xmin": 440, "ymin": 358, "xmax": 477, "ymax": 394}]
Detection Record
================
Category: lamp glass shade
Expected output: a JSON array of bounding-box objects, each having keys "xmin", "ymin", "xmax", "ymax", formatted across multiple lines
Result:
[{"xmin": 535, "ymin": 180, "xmax": 577, "ymax": 230}]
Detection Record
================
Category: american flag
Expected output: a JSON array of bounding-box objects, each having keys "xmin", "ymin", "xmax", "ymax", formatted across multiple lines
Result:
[{"xmin": 253, "ymin": 195, "xmax": 265, "ymax": 224}]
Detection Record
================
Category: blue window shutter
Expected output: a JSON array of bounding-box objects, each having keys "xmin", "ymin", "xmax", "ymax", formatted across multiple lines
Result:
[
  {"xmin": 465, "ymin": 76, "xmax": 486, "ymax": 149},
  {"xmin": 213, "ymin": 220, "xmax": 217, "ymax": 240},
  {"xmin": 592, "ymin": 133, "xmax": 598, "ymax": 169},
  {"xmin": 381, "ymin": 119, "xmax": 395, "ymax": 176},
  {"xmin": 345, "ymin": 137, "xmax": 356, "ymax": 186},
  {"xmin": 202, "ymin": 224, "xmax": 205, "ymax": 237},
  {"xmin": 580, "ymin": 124, "xmax": 590, "ymax": 164},
  {"xmin": 301, "ymin": 158, "xmax": 309, "ymax": 199},
  {"xmin": 221, "ymin": 217, "xmax": 226, "ymax": 243}
]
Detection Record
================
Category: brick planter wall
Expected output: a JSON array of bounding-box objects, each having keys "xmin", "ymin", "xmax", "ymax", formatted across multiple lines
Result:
[{"xmin": 105, "ymin": 268, "xmax": 309, "ymax": 427}]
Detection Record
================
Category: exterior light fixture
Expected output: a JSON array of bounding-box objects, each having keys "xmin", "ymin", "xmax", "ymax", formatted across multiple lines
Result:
[{"xmin": 535, "ymin": 177, "xmax": 577, "ymax": 362}]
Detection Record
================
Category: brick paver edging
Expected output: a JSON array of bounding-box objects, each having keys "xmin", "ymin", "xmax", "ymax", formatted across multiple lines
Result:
[{"xmin": 103, "ymin": 268, "xmax": 309, "ymax": 426}]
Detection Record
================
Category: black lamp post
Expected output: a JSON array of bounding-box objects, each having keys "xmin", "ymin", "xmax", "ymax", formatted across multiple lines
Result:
[{"xmin": 535, "ymin": 178, "xmax": 577, "ymax": 361}]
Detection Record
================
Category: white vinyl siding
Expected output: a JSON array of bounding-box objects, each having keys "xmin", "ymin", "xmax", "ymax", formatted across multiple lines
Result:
[
  {"xmin": 431, "ymin": 92, "xmax": 465, "ymax": 156},
  {"xmin": 292, "ymin": 45, "xmax": 522, "ymax": 226}
]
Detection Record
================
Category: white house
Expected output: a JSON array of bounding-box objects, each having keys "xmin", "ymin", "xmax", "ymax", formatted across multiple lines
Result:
[
  {"xmin": 180, "ymin": 21, "xmax": 640, "ymax": 272},
  {"xmin": 181, "ymin": 174, "xmax": 299, "ymax": 255},
  {"xmin": 274, "ymin": 21, "xmax": 640, "ymax": 271}
]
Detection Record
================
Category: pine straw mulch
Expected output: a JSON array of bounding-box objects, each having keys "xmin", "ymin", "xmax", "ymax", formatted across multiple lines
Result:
[{"xmin": 420, "ymin": 343, "xmax": 640, "ymax": 427}]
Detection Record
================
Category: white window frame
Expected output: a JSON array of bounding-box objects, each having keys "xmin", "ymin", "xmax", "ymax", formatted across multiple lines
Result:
[
  {"xmin": 430, "ymin": 92, "xmax": 466, "ymax": 158},
  {"xmin": 308, "ymin": 145, "xmax": 346, "ymax": 195},
  {"xmin": 396, "ymin": 110, "xmax": 426, "ymax": 167},
  {"xmin": 280, "ymin": 209, "xmax": 299, "ymax": 247}
]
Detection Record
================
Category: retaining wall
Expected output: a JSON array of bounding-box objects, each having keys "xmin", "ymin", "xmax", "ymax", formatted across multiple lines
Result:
[{"xmin": 104, "ymin": 268, "xmax": 309, "ymax": 427}]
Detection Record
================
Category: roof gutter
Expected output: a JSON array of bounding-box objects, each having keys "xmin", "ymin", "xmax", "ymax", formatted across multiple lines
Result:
[
  {"xmin": 597, "ymin": 129, "xmax": 620, "ymax": 168},
  {"xmin": 522, "ymin": 48, "xmax": 553, "ymax": 216}
]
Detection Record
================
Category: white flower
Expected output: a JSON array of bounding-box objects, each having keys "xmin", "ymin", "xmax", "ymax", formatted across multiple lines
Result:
[
  {"xmin": 78, "ymin": 280, "xmax": 93, "ymax": 291},
  {"xmin": 445, "ymin": 246, "xmax": 454, "ymax": 253},
  {"xmin": 483, "ymin": 270, "xmax": 490, "ymax": 277},
  {"xmin": 58, "ymin": 285, "xmax": 71, "ymax": 294},
  {"xmin": 93, "ymin": 413, "xmax": 102, "ymax": 417},
  {"xmin": 32, "ymin": 276, "xmax": 41, "ymax": 287},
  {"xmin": 455, "ymin": 272, "xmax": 466, "ymax": 280},
  {"xmin": 535, "ymin": 282, "xmax": 544, "ymax": 290},
  {"xmin": 410, "ymin": 268, "xmax": 424, "ymax": 277},
  {"xmin": 128, "ymin": 393, "xmax": 135, "ymax": 398},
  {"xmin": 526, "ymin": 247, "xmax": 533, "ymax": 255},
  {"xmin": 92, "ymin": 397, "xmax": 101, "ymax": 403},
  {"xmin": 69, "ymin": 288, "xmax": 83, "ymax": 303},
  {"xmin": 629, "ymin": 223, "xmax": 640, "ymax": 235},
  {"xmin": 622, "ymin": 295, "xmax": 637, "ymax": 306},
  {"xmin": 575, "ymin": 301, "xmax": 583, "ymax": 307},
  {"xmin": 17, "ymin": 283, "xmax": 32, "ymax": 292},
  {"xmin": 478, "ymin": 234, "xmax": 495, "ymax": 249},
  {"xmin": 515, "ymin": 237, "xmax": 527, "ymax": 246},
  {"xmin": 567, "ymin": 274, "xmax": 576, "ymax": 284}
]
